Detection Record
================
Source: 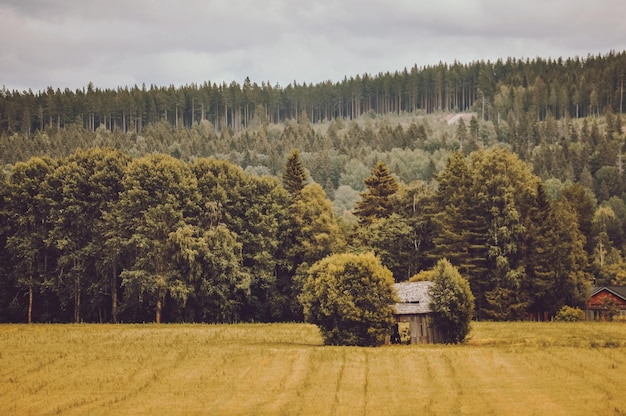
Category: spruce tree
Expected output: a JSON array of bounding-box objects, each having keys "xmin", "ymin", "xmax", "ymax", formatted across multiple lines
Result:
[
  {"xmin": 431, "ymin": 152, "xmax": 488, "ymax": 313},
  {"xmin": 282, "ymin": 149, "xmax": 308, "ymax": 198},
  {"xmin": 523, "ymin": 183, "xmax": 556, "ymax": 319},
  {"xmin": 354, "ymin": 161, "xmax": 399, "ymax": 225}
]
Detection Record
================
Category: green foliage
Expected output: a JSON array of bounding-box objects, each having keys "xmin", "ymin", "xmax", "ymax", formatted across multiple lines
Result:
[
  {"xmin": 4, "ymin": 156, "xmax": 58, "ymax": 323},
  {"xmin": 191, "ymin": 158, "xmax": 290, "ymax": 322},
  {"xmin": 355, "ymin": 214, "xmax": 414, "ymax": 281},
  {"xmin": 169, "ymin": 223, "xmax": 250, "ymax": 323},
  {"xmin": 282, "ymin": 149, "xmax": 308, "ymax": 198},
  {"xmin": 279, "ymin": 183, "xmax": 345, "ymax": 320},
  {"xmin": 114, "ymin": 154, "xmax": 201, "ymax": 323},
  {"xmin": 409, "ymin": 269, "xmax": 436, "ymax": 282},
  {"xmin": 299, "ymin": 252, "xmax": 397, "ymax": 346},
  {"xmin": 553, "ymin": 306, "xmax": 585, "ymax": 322},
  {"xmin": 3, "ymin": 53, "xmax": 626, "ymax": 324},
  {"xmin": 600, "ymin": 297, "xmax": 621, "ymax": 321},
  {"xmin": 354, "ymin": 161, "xmax": 399, "ymax": 225},
  {"xmin": 289, "ymin": 183, "xmax": 344, "ymax": 265},
  {"xmin": 428, "ymin": 259, "xmax": 475, "ymax": 344}
]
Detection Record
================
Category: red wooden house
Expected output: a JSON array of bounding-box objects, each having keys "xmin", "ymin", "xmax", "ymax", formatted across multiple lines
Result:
[{"xmin": 586, "ymin": 286, "xmax": 626, "ymax": 320}]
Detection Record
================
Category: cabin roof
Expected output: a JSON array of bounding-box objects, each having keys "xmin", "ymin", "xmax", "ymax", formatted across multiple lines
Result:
[
  {"xmin": 590, "ymin": 286, "xmax": 626, "ymax": 301},
  {"xmin": 393, "ymin": 281, "xmax": 433, "ymax": 315}
]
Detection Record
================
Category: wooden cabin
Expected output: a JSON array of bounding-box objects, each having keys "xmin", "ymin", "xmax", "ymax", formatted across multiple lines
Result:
[
  {"xmin": 393, "ymin": 282, "xmax": 442, "ymax": 344},
  {"xmin": 586, "ymin": 286, "xmax": 626, "ymax": 320}
]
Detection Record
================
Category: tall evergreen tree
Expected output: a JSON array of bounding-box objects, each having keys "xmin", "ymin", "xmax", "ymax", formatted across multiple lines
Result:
[
  {"xmin": 432, "ymin": 152, "xmax": 488, "ymax": 314},
  {"xmin": 523, "ymin": 183, "xmax": 557, "ymax": 319},
  {"xmin": 433, "ymin": 149, "xmax": 540, "ymax": 320},
  {"xmin": 354, "ymin": 161, "xmax": 399, "ymax": 225},
  {"xmin": 560, "ymin": 183, "xmax": 595, "ymax": 257},
  {"xmin": 282, "ymin": 149, "xmax": 308, "ymax": 198}
]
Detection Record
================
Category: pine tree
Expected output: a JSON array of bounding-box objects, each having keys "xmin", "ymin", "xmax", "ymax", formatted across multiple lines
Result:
[
  {"xmin": 354, "ymin": 161, "xmax": 399, "ymax": 225},
  {"xmin": 431, "ymin": 152, "xmax": 489, "ymax": 313},
  {"xmin": 282, "ymin": 149, "xmax": 308, "ymax": 198},
  {"xmin": 523, "ymin": 183, "xmax": 556, "ymax": 319}
]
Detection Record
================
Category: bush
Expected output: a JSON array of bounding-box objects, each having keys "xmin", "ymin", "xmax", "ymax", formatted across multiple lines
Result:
[
  {"xmin": 554, "ymin": 305, "xmax": 585, "ymax": 322},
  {"xmin": 428, "ymin": 259, "xmax": 475, "ymax": 343},
  {"xmin": 299, "ymin": 252, "xmax": 397, "ymax": 346}
]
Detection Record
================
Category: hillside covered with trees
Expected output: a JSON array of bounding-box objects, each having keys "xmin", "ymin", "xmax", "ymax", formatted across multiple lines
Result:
[{"xmin": 1, "ymin": 51, "xmax": 625, "ymax": 323}]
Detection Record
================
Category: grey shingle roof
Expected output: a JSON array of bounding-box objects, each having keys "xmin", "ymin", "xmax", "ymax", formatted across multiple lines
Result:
[
  {"xmin": 591, "ymin": 286, "xmax": 626, "ymax": 301},
  {"xmin": 393, "ymin": 282, "xmax": 434, "ymax": 315}
]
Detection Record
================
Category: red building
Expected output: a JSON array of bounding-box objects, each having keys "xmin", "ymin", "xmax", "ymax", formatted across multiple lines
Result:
[{"xmin": 586, "ymin": 286, "xmax": 626, "ymax": 320}]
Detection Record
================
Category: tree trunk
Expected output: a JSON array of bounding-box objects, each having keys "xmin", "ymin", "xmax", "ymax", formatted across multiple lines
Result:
[
  {"xmin": 111, "ymin": 265, "xmax": 118, "ymax": 323},
  {"xmin": 28, "ymin": 284, "xmax": 33, "ymax": 324},
  {"xmin": 155, "ymin": 286, "xmax": 165, "ymax": 324},
  {"xmin": 155, "ymin": 297, "xmax": 162, "ymax": 324},
  {"xmin": 74, "ymin": 275, "xmax": 81, "ymax": 323}
]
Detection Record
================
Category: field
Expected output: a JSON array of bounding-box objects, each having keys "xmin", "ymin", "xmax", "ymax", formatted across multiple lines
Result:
[{"xmin": 1, "ymin": 322, "xmax": 626, "ymax": 415}]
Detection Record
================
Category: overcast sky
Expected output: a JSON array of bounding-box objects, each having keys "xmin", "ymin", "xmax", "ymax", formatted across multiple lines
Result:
[{"xmin": 1, "ymin": 0, "xmax": 625, "ymax": 93}]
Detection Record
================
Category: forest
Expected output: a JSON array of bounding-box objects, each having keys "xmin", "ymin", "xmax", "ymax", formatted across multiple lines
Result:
[{"xmin": 1, "ymin": 51, "xmax": 625, "ymax": 323}]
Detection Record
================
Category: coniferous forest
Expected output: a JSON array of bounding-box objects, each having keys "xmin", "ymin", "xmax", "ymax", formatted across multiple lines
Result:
[{"xmin": 1, "ymin": 51, "xmax": 626, "ymax": 323}]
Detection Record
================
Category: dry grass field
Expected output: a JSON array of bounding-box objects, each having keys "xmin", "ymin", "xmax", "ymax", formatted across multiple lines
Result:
[{"xmin": 1, "ymin": 322, "xmax": 625, "ymax": 415}]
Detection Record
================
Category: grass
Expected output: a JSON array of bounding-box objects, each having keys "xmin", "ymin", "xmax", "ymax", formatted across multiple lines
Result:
[{"xmin": 1, "ymin": 322, "xmax": 625, "ymax": 415}]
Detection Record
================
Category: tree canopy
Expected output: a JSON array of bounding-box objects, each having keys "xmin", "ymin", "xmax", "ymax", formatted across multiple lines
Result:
[
  {"xmin": 299, "ymin": 252, "xmax": 397, "ymax": 346},
  {"xmin": 428, "ymin": 259, "xmax": 474, "ymax": 343},
  {"xmin": 2, "ymin": 51, "xmax": 625, "ymax": 325}
]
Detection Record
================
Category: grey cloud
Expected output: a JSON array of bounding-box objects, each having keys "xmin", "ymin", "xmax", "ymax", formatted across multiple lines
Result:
[{"xmin": 1, "ymin": 0, "xmax": 625, "ymax": 92}]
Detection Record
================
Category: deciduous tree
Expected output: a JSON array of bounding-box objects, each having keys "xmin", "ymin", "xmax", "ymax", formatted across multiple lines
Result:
[
  {"xmin": 299, "ymin": 252, "xmax": 397, "ymax": 346},
  {"xmin": 113, "ymin": 154, "xmax": 201, "ymax": 323},
  {"xmin": 5, "ymin": 157, "xmax": 57, "ymax": 323},
  {"xmin": 428, "ymin": 259, "xmax": 474, "ymax": 343}
]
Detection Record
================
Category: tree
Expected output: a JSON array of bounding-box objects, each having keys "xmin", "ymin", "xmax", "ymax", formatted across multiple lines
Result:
[
  {"xmin": 471, "ymin": 148, "xmax": 538, "ymax": 320},
  {"xmin": 455, "ymin": 118, "xmax": 469, "ymax": 153},
  {"xmin": 289, "ymin": 183, "xmax": 344, "ymax": 266},
  {"xmin": 299, "ymin": 252, "xmax": 397, "ymax": 346},
  {"xmin": 113, "ymin": 154, "xmax": 201, "ymax": 323},
  {"xmin": 428, "ymin": 259, "xmax": 474, "ymax": 343},
  {"xmin": 192, "ymin": 158, "xmax": 292, "ymax": 321},
  {"xmin": 169, "ymin": 223, "xmax": 250, "ymax": 323},
  {"xmin": 355, "ymin": 214, "xmax": 414, "ymax": 281},
  {"xmin": 431, "ymin": 152, "xmax": 488, "ymax": 313},
  {"xmin": 280, "ymin": 183, "xmax": 345, "ymax": 320},
  {"xmin": 433, "ymin": 148, "xmax": 540, "ymax": 320},
  {"xmin": 46, "ymin": 148, "xmax": 129, "ymax": 323},
  {"xmin": 354, "ymin": 161, "xmax": 399, "ymax": 225},
  {"xmin": 542, "ymin": 198, "xmax": 591, "ymax": 310},
  {"xmin": 5, "ymin": 157, "xmax": 58, "ymax": 323},
  {"xmin": 523, "ymin": 183, "xmax": 558, "ymax": 319},
  {"xmin": 560, "ymin": 183, "xmax": 595, "ymax": 257},
  {"xmin": 392, "ymin": 181, "xmax": 438, "ymax": 277},
  {"xmin": 282, "ymin": 149, "xmax": 308, "ymax": 198}
]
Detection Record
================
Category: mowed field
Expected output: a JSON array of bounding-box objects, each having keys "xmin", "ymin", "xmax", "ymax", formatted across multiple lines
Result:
[{"xmin": 1, "ymin": 322, "xmax": 625, "ymax": 416}]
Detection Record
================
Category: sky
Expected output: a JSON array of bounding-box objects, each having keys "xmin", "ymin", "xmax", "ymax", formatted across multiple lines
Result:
[{"xmin": 1, "ymin": 0, "xmax": 625, "ymax": 93}]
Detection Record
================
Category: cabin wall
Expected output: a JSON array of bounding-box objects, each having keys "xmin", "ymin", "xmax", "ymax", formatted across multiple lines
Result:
[
  {"xmin": 396, "ymin": 314, "xmax": 442, "ymax": 344},
  {"xmin": 586, "ymin": 291, "xmax": 626, "ymax": 321}
]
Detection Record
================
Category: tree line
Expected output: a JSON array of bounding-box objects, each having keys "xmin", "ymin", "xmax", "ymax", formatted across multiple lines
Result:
[
  {"xmin": 1, "ymin": 51, "xmax": 625, "ymax": 135},
  {"xmin": 1, "ymin": 143, "xmax": 621, "ymax": 323},
  {"xmin": 0, "ymin": 148, "xmax": 343, "ymax": 323},
  {"xmin": 2, "ymin": 51, "xmax": 626, "ymax": 323}
]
